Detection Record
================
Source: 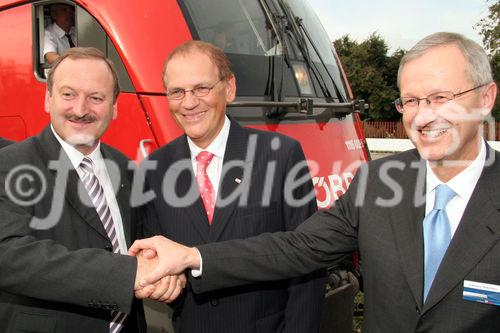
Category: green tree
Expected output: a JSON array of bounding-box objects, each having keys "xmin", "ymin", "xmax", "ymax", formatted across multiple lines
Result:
[
  {"xmin": 385, "ymin": 49, "xmax": 405, "ymax": 91},
  {"xmin": 475, "ymin": 0, "xmax": 499, "ymax": 119},
  {"xmin": 476, "ymin": 0, "xmax": 499, "ymax": 55},
  {"xmin": 334, "ymin": 33, "xmax": 402, "ymax": 120}
]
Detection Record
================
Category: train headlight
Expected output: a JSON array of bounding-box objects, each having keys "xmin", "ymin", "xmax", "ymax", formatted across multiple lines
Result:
[{"xmin": 293, "ymin": 63, "xmax": 313, "ymax": 95}]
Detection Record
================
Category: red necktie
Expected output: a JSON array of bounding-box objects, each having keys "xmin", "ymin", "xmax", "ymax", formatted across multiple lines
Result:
[{"xmin": 196, "ymin": 151, "xmax": 215, "ymax": 224}]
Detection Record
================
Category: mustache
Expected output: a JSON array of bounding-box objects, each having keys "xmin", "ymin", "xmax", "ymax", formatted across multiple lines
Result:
[{"xmin": 65, "ymin": 114, "xmax": 97, "ymax": 123}]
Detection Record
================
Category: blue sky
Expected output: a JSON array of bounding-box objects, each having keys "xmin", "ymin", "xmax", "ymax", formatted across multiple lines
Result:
[{"xmin": 307, "ymin": 0, "xmax": 490, "ymax": 54}]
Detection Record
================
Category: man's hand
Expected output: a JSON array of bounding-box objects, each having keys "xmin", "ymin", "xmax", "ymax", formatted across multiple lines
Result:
[
  {"xmin": 134, "ymin": 251, "xmax": 158, "ymax": 295},
  {"xmin": 135, "ymin": 273, "xmax": 187, "ymax": 303},
  {"xmin": 129, "ymin": 236, "xmax": 200, "ymax": 287}
]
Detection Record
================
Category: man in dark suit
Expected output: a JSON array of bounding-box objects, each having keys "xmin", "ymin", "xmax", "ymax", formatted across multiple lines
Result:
[
  {"xmin": 140, "ymin": 40, "xmax": 325, "ymax": 332},
  {"xmin": 0, "ymin": 47, "xmax": 182, "ymax": 333},
  {"xmin": 0, "ymin": 137, "xmax": 13, "ymax": 148},
  {"xmin": 132, "ymin": 32, "xmax": 500, "ymax": 332}
]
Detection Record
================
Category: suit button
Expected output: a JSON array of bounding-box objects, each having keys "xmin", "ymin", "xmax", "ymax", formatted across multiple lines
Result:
[
  {"xmin": 210, "ymin": 299, "xmax": 219, "ymax": 306},
  {"xmin": 104, "ymin": 245, "xmax": 113, "ymax": 252},
  {"xmin": 416, "ymin": 307, "xmax": 421, "ymax": 314}
]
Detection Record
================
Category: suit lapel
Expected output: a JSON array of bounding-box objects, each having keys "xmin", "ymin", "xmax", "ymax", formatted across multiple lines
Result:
[
  {"xmin": 174, "ymin": 138, "xmax": 211, "ymax": 242},
  {"xmin": 65, "ymin": 168, "xmax": 110, "ymax": 240},
  {"xmin": 37, "ymin": 127, "xmax": 109, "ymax": 241},
  {"xmin": 388, "ymin": 152, "xmax": 427, "ymax": 309},
  {"xmin": 209, "ymin": 121, "xmax": 250, "ymax": 242},
  {"xmin": 423, "ymin": 148, "xmax": 500, "ymax": 312}
]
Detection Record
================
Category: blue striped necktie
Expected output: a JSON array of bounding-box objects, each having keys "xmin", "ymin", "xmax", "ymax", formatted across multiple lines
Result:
[
  {"xmin": 80, "ymin": 157, "xmax": 127, "ymax": 333},
  {"xmin": 423, "ymin": 184, "xmax": 456, "ymax": 301}
]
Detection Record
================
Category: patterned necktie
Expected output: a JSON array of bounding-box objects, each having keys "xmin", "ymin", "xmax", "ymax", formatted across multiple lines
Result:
[
  {"xmin": 423, "ymin": 184, "xmax": 456, "ymax": 301},
  {"xmin": 195, "ymin": 151, "xmax": 215, "ymax": 224},
  {"xmin": 65, "ymin": 33, "xmax": 75, "ymax": 48},
  {"xmin": 79, "ymin": 157, "xmax": 127, "ymax": 333}
]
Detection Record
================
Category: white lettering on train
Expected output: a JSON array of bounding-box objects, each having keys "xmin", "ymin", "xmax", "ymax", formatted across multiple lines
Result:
[
  {"xmin": 344, "ymin": 139, "xmax": 365, "ymax": 151},
  {"xmin": 312, "ymin": 172, "xmax": 354, "ymax": 208}
]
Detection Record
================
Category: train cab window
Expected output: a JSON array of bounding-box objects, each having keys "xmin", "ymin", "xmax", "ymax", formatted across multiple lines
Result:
[
  {"xmin": 180, "ymin": 0, "xmax": 281, "ymax": 57},
  {"xmin": 178, "ymin": 0, "xmax": 298, "ymax": 97},
  {"xmin": 41, "ymin": 3, "xmax": 76, "ymax": 67},
  {"xmin": 34, "ymin": 2, "xmax": 75, "ymax": 78},
  {"xmin": 33, "ymin": 1, "xmax": 134, "ymax": 93}
]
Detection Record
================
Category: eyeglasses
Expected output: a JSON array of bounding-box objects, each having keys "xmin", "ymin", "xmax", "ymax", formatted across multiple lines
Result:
[
  {"xmin": 394, "ymin": 84, "xmax": 487, "ymax": 113},
  {"xmin": 166, "ymin": 78, "xmax": 223, "ymax": 100}
]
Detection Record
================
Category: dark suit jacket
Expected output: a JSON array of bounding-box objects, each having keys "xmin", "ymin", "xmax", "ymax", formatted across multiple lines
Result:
[
  {"xmin": 193, "ymin": 147, "xmax": 500, "ymax": 332},
  {"xmin": 0, "ymin": 137, "xmax": 13, "ymax": 149},
  {"xmin": 142, "ymin": 120, "xmax": 326, "ymax": 333},
  {"xmin": 0, "ymin": 127, "xmax": 146, "ymax": 333}
]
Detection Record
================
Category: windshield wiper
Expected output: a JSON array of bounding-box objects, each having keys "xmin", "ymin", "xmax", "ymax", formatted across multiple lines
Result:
[
  {"xmin": 259, "ymin": 0, "xmax": 292, "ymax": 117},
  {"xmin": 276, "ymin": 0, "xmax": 333, "ymax": 100},
  {"xmin": 294, "ymin": 15, "xmax": 346, "ymax": 101}
]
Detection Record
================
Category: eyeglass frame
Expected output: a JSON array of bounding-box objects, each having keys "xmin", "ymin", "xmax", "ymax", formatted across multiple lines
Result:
[
  {"xmin": 165, "ymin": 78, "xmax": 223, "ymax": 100},
  {"xmin": 394, "ymin": 84, "xmax": 487, "ymax": 114}
]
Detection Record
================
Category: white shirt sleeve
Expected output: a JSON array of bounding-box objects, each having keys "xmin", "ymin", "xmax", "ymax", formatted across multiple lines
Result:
[
  {"xmin": 43, "ymin": 28, "xmax": 58, "ymax": 55},
  {"xmin": 190, "ymin": 247, "xmax": 203, "ymax": 277}
]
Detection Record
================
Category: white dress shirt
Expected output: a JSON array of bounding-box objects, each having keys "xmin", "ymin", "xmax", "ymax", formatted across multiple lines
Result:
[
  {"xmin": 51, "ymin": 126, "xmax": 128, "ymax": 254},
  {"xmin": 187, "ymin": 115, "xmax": 231, "ymax": 196},
  {"xmin": 43, "ymin": 23, "xmax": 76, "ymax": 57},
  {"xmin": 425, "ymin": 140, "xmax": 486, "ymax": 237},
  {"xmin": 187, "ymin": 116, "xmax": 231, "ymax": 276}
]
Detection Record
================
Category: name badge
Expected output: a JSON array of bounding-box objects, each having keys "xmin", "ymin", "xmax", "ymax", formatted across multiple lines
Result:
[{"xmin": 463, "ymin": 280, "xmax": 500, "ymax": 306}]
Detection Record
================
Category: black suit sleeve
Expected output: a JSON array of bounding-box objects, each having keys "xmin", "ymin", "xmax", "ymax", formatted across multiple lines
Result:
[
  {"xmin": 191, "ymin": 163, "xmax": 363, "ymax": 293},
  {"xmin": 0, "ymin": 164, "xmax": 137, "ymax": 313}
]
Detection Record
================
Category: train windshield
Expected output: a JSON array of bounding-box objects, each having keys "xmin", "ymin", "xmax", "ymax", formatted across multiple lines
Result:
[
  {"xmin": 178, "ymin": 0, "xmax": 347, "ymax": 100},
  {"xmin": 179, "ymin": 0, "xmax": 280, "ymax": 56}
]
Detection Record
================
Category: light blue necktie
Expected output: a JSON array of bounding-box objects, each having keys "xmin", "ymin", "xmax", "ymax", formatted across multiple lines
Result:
[{"xmin": 423, "ymin": 184, "xmax": 456, "ymax": 301}]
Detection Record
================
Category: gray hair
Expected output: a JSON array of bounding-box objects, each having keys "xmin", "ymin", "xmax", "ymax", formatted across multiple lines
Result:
[{"xmin": 397, "ymin": 32, "xmax": 492, "ymax": 88}]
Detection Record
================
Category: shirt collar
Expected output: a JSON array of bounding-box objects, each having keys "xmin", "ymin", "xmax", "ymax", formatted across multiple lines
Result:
[
  {"xmin": 187, "ymin": 115, "xmax": 230, "ymax": 160},
  {"xmin": 50, "ymin": 125, "xmax": 103, "ymax": 169},
  {"xmin": 426, "ymin": 139, "xmax": 486, "ymax": 200},
  {"xmin": 52, "ymin": 23, "xmax": 65, "ymax": 38},
  {"xmin": 53, "ymin": 23, "xmax": 75, "ymax": 38}
]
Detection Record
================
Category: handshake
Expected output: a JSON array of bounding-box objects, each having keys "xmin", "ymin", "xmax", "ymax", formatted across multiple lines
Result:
[{"xmin": 128, "ymin": 236, "xmax": 202, "ymax": 303}]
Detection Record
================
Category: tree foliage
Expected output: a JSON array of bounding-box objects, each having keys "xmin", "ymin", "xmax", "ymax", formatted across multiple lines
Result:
[
  {"xmin": 334, "ymin": 33, "xmax": 403, "ymax": 120},
  {"xmin": 335, "ymin": 6, "xmax": 499, "ymax": 121},
  {"xmin": 476, "ymin": 0, "xmax": 500, "ymax": 119},
  {"xmin": 475, "ymin": 0, "xmax": 499, "ymax": 55}
]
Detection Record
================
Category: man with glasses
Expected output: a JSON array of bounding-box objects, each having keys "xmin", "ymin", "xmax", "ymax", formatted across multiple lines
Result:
[
  {"xmin": 137, "ymin": 40, "xmax": 325, "ymax": 332},
  {"xmin": 132, "ymin": 32, "xmax": 499, "ymax": 331}
]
